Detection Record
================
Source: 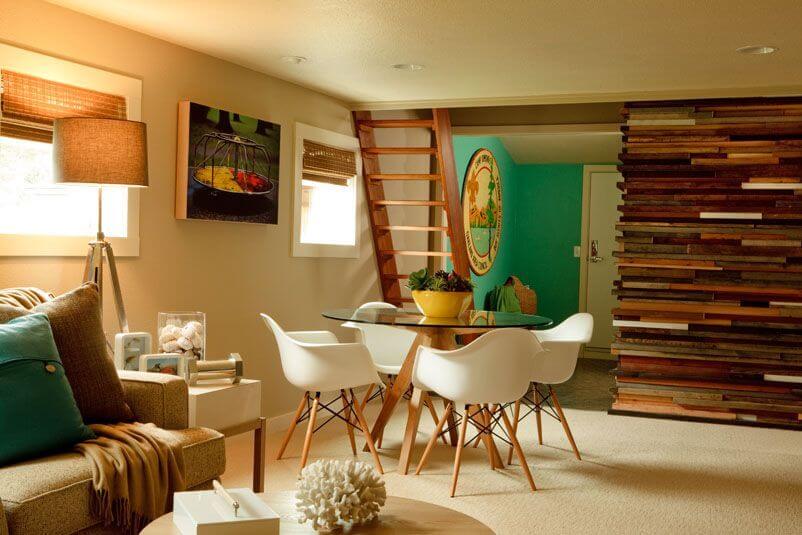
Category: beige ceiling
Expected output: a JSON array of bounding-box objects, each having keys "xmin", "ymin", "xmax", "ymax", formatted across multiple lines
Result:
[
  {"xmin": 498, "ymin": 132, "xmax": 622, "ymax": 164},
  {"xmin": 48, "ymin": 0, "xmax": 802, "ymax": 109}
]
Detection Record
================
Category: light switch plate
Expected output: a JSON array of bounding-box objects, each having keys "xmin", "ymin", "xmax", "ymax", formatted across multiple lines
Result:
[{"xmin": 573, "ymin": 245, "xmax": 581, "ymax": 258}]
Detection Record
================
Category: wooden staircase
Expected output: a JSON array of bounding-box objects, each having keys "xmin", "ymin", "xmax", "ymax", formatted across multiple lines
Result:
[{"xmin": 354, "ymin": 109, "xmax": 471, "ymax": 306}]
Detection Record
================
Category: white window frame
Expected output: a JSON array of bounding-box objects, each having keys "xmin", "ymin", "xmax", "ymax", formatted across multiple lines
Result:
[
  {"xmin": 292, "ymin": 122, "xmax": 361, "ymax": 258},
  {"xmin": 0, "ymin": 42, "xmax": 142, "ymax": 257}
]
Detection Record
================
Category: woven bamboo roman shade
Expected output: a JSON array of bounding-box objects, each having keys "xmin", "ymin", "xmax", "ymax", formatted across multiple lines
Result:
[
  {"xmin": 0, "ymin": 70, "xmax": 127, "ymax": 143},
  {"xmin": 302, "ymin": 139, "xmax": 357, "ymax": 186}
]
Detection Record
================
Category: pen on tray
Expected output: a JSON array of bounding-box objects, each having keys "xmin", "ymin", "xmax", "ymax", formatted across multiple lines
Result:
[{"xmin": 212, "ymin": 479, "xmax": 240, "ymax": 518}]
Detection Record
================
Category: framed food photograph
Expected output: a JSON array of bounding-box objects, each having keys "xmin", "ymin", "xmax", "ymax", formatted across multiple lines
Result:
[
  {"xmin": 139, "ymin": 353, "xmax": 188, "ymax": 377},
  {"xmin": 175, "ymin": 101, "xmax": 281, "ymax": 224}
]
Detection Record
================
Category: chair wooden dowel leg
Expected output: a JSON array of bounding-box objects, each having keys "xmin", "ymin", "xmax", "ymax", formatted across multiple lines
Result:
[
  {"xmin": 299, "ymin": 394, "xmax": 320, "ymax": 472},
  {"xmin": 550, "ymin": 386, "xmax": 581, "ymax": 460},
  {"xmin": 507, "ymin": 399, "xmax": 521, "ymax": 465},
  {"xmin": 468, "ymin": 405, "xmax": 496, "ymax": 470},
  {"xmin": 444, "ymin": 398, "xmax": 458, "ymax": 446},
  {"xmin": 277, "ymin": 392, "xmax": 308, "ymax": 461},
  {"xmin": 423, "ymin": 393, "xmax": 448, "ymax": 445},
  {"xmin": 360, "ymin": 383, "xmax": 376, "ymax": 411},
  {"xmin": 415, "ymin": 401, "xmax": 452, "ymax": 475},
  {"xmin": 350, "ymin": 389, "xmax": 384, "ymax": 474},
  {"xmin": 469, "ymin": 404, "xmax": 483, "ymax": 448},
  {"xmin": 376, "ymin": 382, "xmax": 389, "ymax": 448},
  {"xmin": 477, "ymin": 405, "xmax": 497, "ymax": 470},
  {"xmin": 397, "ymin": 388, "xmax": 424, "ymax": 475},
  {"xmin": 499, "ymin": 405, "xmax": 536, "ymax": 492},
  {"xmin": 450, "ymin": 406, "xmax": 470, "ymax": 498},
  {"xmin": 486, "ymin": 404, "xmax": 504, "ymax": 469},
  {"xmin": 535, "ymin": 385, "xmax": 543, "ymax": 446},
  {"xmin": 341, "ymin": 390, "xmax": 357, "ymax": 455}
]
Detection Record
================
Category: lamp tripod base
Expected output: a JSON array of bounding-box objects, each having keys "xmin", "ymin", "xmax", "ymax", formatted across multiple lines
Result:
[{"xmin": 83, "ymin": 234, "xmax": 129, "ymax": 333}]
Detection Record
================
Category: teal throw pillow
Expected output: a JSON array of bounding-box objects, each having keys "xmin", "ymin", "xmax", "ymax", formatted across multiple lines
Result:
[{"xmin": 0, "ymin": 313, "xmax": 94, "ymax": 466}]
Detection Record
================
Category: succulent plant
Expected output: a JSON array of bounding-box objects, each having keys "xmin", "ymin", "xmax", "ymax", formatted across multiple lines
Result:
[{"xmin": 406, "ymin": 268, "xmax": 474, "ymax": 292}]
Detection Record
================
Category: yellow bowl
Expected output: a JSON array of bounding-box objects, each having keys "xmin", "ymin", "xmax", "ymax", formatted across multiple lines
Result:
[{"xmin": 411, "ymin": 291, "xmax": 472, "ymax": 318}]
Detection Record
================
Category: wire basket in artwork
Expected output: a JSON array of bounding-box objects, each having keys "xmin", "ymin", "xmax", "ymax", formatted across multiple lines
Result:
[{"xmin": 192, "ymin": 132, "xmax": 274, "ymax": 196}]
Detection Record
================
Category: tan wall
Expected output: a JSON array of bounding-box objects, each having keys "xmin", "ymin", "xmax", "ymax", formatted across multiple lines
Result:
[{"xmin": 0, "ymin": 0, "xmax": 381, "ymax": 418}]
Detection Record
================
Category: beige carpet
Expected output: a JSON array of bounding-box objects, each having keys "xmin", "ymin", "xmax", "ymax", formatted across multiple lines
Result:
[{"xmin": 222, "ymin": 394, "xmax": 802, "ymax": 534}]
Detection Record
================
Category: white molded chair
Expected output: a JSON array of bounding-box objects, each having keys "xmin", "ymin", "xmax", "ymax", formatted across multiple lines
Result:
[
  {"xmin": 413, "ymin": 329, "xmax": 541, "ymax": 497},
  {"xmin": 508, "ymin": 313, "xmax": 593, "ymax": 463},
  {"xmin": 343, "ymin": 302, "xmax": 446, "ymax": 446},
  {"xmin": 261, "ymin": 313, "xmax": 384, "ymax": 473},
  {"xmin": 342, "ymin": 302, "xmax": 418, "ymax": 376}
]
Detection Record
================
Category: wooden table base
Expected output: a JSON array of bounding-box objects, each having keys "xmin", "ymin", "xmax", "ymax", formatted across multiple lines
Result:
[{"xmin": 366, "ymin": 327, "xmax": 505, "ymax": 475}]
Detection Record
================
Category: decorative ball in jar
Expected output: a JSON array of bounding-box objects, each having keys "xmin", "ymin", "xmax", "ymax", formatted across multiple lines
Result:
[{"xmin": 157, "ymin": 312, "xmax": 206, "ymax": 361}]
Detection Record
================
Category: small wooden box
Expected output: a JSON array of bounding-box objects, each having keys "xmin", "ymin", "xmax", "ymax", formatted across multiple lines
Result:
[
  {"xmin": 173, "ymin": 488, "xmax": 279, "ymax": 535},
  {"xmin": 188, "ymin": 379, "xmax": 261, "ymax": 430}
]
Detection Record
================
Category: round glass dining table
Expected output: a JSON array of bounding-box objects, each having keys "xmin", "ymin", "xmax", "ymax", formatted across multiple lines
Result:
[
  {"xmin": 322, "ymin": 307, "xmax": 553, "ymax": 474},
  {"xmin": 322, "ymin": 308, "xmax": 553, "ymax": 331}
]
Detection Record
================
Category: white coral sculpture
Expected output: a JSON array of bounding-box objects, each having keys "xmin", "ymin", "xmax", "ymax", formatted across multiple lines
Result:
[{"xmin": 295, "ymin": 459, "xmax": 387, "ymax": 532}]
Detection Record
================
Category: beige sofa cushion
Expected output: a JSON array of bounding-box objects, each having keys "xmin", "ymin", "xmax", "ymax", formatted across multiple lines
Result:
[
  {"xmin": 0, "ymin": 427, "xmax": 224, "ymax": 535},
  {"xmin": 32, "ymin": 284, "xmax": 134, "ymax": 423}
]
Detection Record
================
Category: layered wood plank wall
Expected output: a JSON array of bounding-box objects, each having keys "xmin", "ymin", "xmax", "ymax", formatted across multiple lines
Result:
[{"xmin": 612, "ymin": 97, "xmax": 802, "ymax": 428}]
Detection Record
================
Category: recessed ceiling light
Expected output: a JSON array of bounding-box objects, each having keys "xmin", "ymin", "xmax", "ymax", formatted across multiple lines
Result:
[
  {"xmin": 392, "ymin": 63, "xmax": 425, "ymax": 71},
  {"xmin": 281, "ymin": 56, "xmax": 308, "ymax": 64},
  {"xmin": 736, "ymin": 45, "xmax": 778, "ymax": 55}
]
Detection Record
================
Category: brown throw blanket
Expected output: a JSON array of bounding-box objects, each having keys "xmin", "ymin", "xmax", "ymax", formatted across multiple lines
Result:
[{"xmin": 75, "ymin": 422, "xmax": 186, "ymax": 534}]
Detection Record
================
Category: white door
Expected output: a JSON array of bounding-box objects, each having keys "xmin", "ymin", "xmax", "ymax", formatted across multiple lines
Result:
[{"xmin": 585, "ymin": 169, "xmax": 622, "ymax": 353}]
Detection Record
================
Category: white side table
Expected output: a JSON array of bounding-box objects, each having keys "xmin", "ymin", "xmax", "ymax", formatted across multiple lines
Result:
[{"xmin": 188, "ymin": 377, "xmax": 266, "ymax": 492}]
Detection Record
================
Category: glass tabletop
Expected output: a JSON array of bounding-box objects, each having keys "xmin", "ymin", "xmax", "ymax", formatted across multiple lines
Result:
[{"xmin": 322, "ymin": 308, "xmax": 553, "ymax": 329}]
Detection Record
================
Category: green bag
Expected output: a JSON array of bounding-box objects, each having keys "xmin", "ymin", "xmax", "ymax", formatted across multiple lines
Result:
[
  {"xmin": 0, "ymin": 313, "xmax": 94, "ymax": 466},
  {"xmin": 483, "ymin": 285, "xmax": 522, "ymax": 313}
]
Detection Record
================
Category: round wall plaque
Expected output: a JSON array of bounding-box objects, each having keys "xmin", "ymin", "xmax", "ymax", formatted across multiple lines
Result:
[{"xmin": 462, "ymin": 148, "xmax": 503, "ymax": 275}]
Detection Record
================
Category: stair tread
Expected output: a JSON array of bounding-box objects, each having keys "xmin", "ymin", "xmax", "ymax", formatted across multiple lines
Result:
[
  {"xmin": 367, "ymin": 174, "xmax": 441, "ymax": 181},
  {"xmin": 358, "ymin": 119, "xmax": 434, "ymax": 129},
  {"xmin": 362, "ymin": 147, "xmax": 437, "ymax": 155},
  {"xmin": 372, "ymin": 200, "xmax": 446, "ymax": 206},
  {"xmin": 354, "ymin": 108, "xmax": 470, "ymax": 308},
  {"xmin": 376, "ymin": 225, "xmax": 449, "ymax": 231},
  {"xmin": 378, "ymin": 250, "xmax": 453, "ymax": 257}
]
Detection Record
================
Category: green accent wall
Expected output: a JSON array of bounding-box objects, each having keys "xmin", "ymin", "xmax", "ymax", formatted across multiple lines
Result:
[
  {"xmin": 452, "ymin": 137, "xmax": 584, "ymax": 324},
  {"xmin": 452, "ymin": 136, "xmax": 519, "ymax": 307},
  {"xmin": 514, "ymin": 164, "xmax": 583, "ymax": 323}
]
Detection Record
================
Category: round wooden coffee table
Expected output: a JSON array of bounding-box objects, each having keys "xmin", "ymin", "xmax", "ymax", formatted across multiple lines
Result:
[{"xmin": 141, "ymin": 491, "xmax": 493, "ymax": 534}]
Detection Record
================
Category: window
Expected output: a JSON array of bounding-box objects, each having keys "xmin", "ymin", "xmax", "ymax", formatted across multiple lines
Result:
[
  {"xmin": 292, "ymin": 123, "xmax": 361, "ymax": 258},
  {"xmin": 0, "ymin": 43, "xmax": 142, "ymax": 256}
]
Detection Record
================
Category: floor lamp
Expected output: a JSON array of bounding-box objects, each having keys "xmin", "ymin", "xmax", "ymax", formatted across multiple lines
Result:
[{"xmin": 52, "ymin": 118, "xmax": 148, "ymax": 333}]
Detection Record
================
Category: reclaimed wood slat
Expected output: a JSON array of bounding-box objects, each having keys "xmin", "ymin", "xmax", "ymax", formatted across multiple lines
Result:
[{"xmin": 614, "ymin": 98, "xmax": 802, "ymax": 429}]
